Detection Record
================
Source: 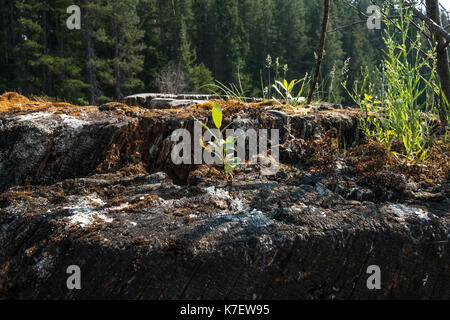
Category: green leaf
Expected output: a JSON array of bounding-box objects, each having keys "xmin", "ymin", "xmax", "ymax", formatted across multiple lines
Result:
[
  {"xmin": 212, "ymin": 103, "xmax": 222, "ymax": 130},
  {"xmin": 224, "ymin": 144, "xmax": 236, "ymax": 151},
  {"xmin": 225, "ymin": 136, "xmax": 237, "ymax": 144},
  {"xmin": 224, "ymin": 164, "xmax": 234, "ymax": 174},
  {"xmin": 272, "ymin": 84, "xmax": 284, "ymax": 97},
  {"xmin": 288, "ymin": 80, "xmax": 295, "ymax": 92},
  {"xmin": 225, "ymin": 154, "xmax": 241, "ymax": 165}
]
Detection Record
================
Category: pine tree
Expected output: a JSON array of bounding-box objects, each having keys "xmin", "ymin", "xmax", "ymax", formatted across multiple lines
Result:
[
  {"xmin": 0, "ymin": 0, "xmax": 13, "ymax": 92},
  {"xmin": 44, "ymin": 0, "xmax": 88, "ymax": 103},
  {"xmin": 211, "ymin": 0, "xmax": 249, "ymax": 83},
  {"xmin": 0, "ymin": 0, "xmax": 397, "ymax": 103},
  {"xmin": 13, "ymin": 0, "xmax": 44, "ymax": 94},
  {"xmin": 239, "ymin": 0, "xmax": 276, "ymax": 93},
  {"xmin": 87, "ymin": 0, "xmax": 145, "ymax": 101},
  {"xmin": 179, "ymin": 19, "xmax": 213, "ymax": 92}
]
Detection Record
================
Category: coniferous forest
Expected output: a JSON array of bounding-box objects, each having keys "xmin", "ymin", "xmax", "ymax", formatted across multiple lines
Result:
[{"xmin": 0, "ymin": 0, "xmax": 393, "ymax": 105}]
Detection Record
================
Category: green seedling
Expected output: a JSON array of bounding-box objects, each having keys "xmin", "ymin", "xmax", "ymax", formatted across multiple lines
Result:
[
  {"xmin": 272, "ymin": 76, "xmax": 307, "ymax": 106},
  {"xmin": 193, "ymin": 102, "xmax": 241, "ymax": 180}
]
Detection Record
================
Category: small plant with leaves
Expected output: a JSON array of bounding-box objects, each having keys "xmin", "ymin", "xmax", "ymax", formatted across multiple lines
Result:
[
  {"xmin": 202, "ymin": 67, "xmax": 246, "ymax": 102},
  {"xmin": 326, "ymin": 58, "xmax": 350, "ymax": 104},
  {"xmin": 193, "ymin": 103, "xmax": 241, "ymax": 180},
  {"xmin": 344, "ymin": 6, "xmax": 439, "ymax": 162},
  {"xmin": 259, "ymin": 55, "xmax": 288, "ymax": 101},
  {"xmin": 272, "ymin": 75, "xmax": 308, "ymax": 106}
]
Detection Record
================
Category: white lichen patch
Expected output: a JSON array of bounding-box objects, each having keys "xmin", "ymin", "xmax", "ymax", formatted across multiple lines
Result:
[
  {"xmin": 205, "ymin": 186, "xmax": 231, "ymax": 200},
  {"xmin": 14, "ymin": 112, "xmax": 54, "ymax": 122},
  {"xmin": 388, "ymin": 204, "xmax": 430, "ymax": 222},
  {"xmin": 230, "ymin": 198, "xmax": 244, "ymax": 212},
  {"xmin": 206, "ymin": 186, "xmax": 246, "ymax": 214},
  {"xmin": 64, "ymin": 194, "xmax": 113, "ymax": 228},
  {"xmin": 242, "ymin": 209, "xmax": 273, "ymax": 228},
  {"xmin": 108, "ymin": 203, "xmax": 131, "ymax": 211},
  {"xmin": 443, "ymin": 222, "xmax": 449, "ymax": 238},
  {"xmin": 315, "ymin": 183, "xmax": 327, "ymax": 196},
  {"xmin": 422, "ymin": 273, "xmax": 429, "ymax": 287},
  {"xmin": 59, "ymin": 114, "xmax": 89, "ymax": 130},
  {"xmin": 68, "ymin": 211, "xmax": 113, "ymax": 228},
  {"xmin": 217, "ymin": 208, "xmax": 273, "ymax": 229}
]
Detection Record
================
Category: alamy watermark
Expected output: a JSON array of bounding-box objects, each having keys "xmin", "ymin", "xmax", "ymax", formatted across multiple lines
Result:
[
  {"xmin": 367, "ymin": 5, "xmax": 382, "ymax": 30},
  {"xmin": 366, "ymin": 265, "xmax": 381, "ymax": 290},
  {"xmin": 170, "ymin": 121, "xmax": 280, "ymax": 176},
  {"xmin": 66, "ymin": 265, "xmax": 81, "ymax": 290},
  {"xmin": 66, "ymin": 5, "xmax": 81, "ymax": 30}
]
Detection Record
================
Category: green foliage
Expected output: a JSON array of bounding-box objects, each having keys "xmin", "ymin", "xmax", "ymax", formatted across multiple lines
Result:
[
  {"xmin": 194, "ymin": 103, "xmax": 241, "ymax": 180},
  {"xmin": 0, "ymin": 0, "xmax": 396, "ymax": 104},
  {"xmin": 326, "ymin": 58, "xmax": 351, "ymax": 105},
  {"xmin": 202, "ymin": 67, "xmax": 246, "ymax": 102},
  {"xmin": 179, "ymin": 19, "xmax": 214, "ymax": 92},
  {"xmin": 186, "ymin": 64, "xmax": 214, "ymax": 93},
  {"xmin": 262, "ymin": 55, "xmax": 289, "ymax": 100},
  {"xmin": 344, "ymin": 6, "xmax": 440, "ymax": 162},
  {"xmin": 212, "ymin": 103, "xmax": 222, "ymax": 130},
  {"xmin": 212, "ymin": 0, "xmax": 249, "ymax": 83},
  {"xmin": 271, "ymin": 77, "xmax": 308, "ymax": 106},
  {"xmin": 90, "ymin": 0, "xmax": 145, "ymax": 100}
]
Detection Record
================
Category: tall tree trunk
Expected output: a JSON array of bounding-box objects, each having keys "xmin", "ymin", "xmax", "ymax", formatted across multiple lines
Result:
[
  {"xmin": 42, "ymin": 0, "xmax": 48, "ymax": 95},
  {"xmin": 9, "ymin": 0, "xmax": 19, "ymax": 88},
  {"xmin": 114, "ymin": 13, "xmax": 122, "ymax": 99},
  {"xmin": 426, "ymin": 0, "xmax": 450, "ymax": 128},
  {"xmin": 307, "ymin": 0, "xmax": 330, "ymax": 105},
  {"xmin": 1, "ymin": 0, "xmax": 8, "ymax": 65},
  {"xmin": 83, "ymin": 1, "xmax": 99, "ymax": 104}
]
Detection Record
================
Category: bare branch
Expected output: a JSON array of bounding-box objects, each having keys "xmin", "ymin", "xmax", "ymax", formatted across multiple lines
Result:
[
  {"xmin": 370, "ymin": 0, "xmax": 430, "ymax": 57},
  {"xmin": 307, "ymin": 0, "xmax": 331, "ymax": 105},
  {"xmin": 327, "ymin": 20, "xmax": 368, "ymax": 33},
  {"xmin": 402, "ymin": 0, "xmax": 450, "ymax": 42}
]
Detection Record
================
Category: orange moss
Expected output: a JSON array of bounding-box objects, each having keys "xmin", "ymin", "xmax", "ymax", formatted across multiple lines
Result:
[
  {"xmin": 248, "ymin": 100, "xmax": 280, "ymax": 107},
  {"xmin": 394, "ymin": 138, "xmax": 450, "ymax": 186},
  {"xmin": 351, "ymin": 140, "xmax": 392, "ymax": 173},
  {"xmin": 0, "ymin": 190, "xmax": 34, "ymax": 208},
  {"xmin": 53, "ymin": 102, "xmax": 74, "ymax": 108},
  {"xmin": 0, "ymin": 91, "xmax": 97, "ymax": 116},
  {"xmin": 303, "ymin": 129, "xmax": 339, "ymax": 173},
  {"xmin": 131, "ymin": 236, "xmax": 151, "ymax": 247},
  {"xmin": 326, "ymin": 108, "xmax": 359, "ymax": 115},
  {"xmin": 190, "ymin": 100, "xmax": 221, "ymax": 111},
  {"xmin": 0, "ymin": 92, "xmax": 32, "ymax": 104},
  {"xmin": 118, "ymin": 163, "xmax": 147, "ymax": 176},
  {"xmin": 125, "ymin": 194, "xmax": 162, "ymax": 212},
  {"xmin": 347, "ymin": 138, "xmax": 449, "ymax": 188},
  {"xmin": 161, "ymin": 235, "xmax": 189, "ymax": 252}
]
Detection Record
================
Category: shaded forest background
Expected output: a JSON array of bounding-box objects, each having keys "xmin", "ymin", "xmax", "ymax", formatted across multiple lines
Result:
[{"xmin": 0, "ymin": 0, "xmax": 444, "ymax": 105}]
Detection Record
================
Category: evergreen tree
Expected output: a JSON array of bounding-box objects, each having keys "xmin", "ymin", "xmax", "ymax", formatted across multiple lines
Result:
[
  {"xmin": 90, "ymin": 0, "xmax": 145, "ymax": 101},
  {"xmin": 13, "ymin": 0, "xmax": 44, "ymax": 94},
  {"xmin": 0, "ymin": 0, "xmax": 401, "ymax": 103},
  {"xmin": 44, "ymin": 0, "xmax": 88, "ymax": 103},
  {"xmin": 179, "ymin": 19, "xmax": 213, "ymax": 92},
  {"xmin": 211, "ymin": 0, "xmax": 249, "ymax": 83}
]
